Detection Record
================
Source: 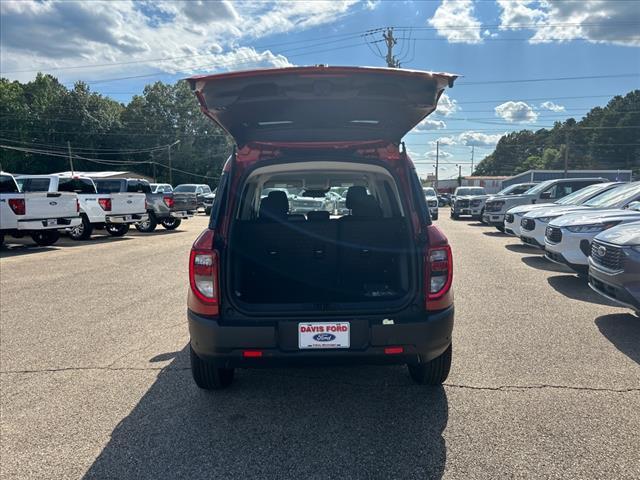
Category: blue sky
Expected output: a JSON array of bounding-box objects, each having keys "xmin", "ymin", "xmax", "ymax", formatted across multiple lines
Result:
[{"xmin": 1, "ymin": 0, "xmax": 639, "ymax": 179}]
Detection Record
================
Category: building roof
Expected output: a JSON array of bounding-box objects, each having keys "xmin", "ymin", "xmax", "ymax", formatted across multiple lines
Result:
[{"xmin": 54, "ymin": 171, "xmax": 153, "ymax": 181}]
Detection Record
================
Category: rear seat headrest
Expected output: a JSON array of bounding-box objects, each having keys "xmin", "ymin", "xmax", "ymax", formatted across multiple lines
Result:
[
  {"xmin": 259, "ymin": 190, "xmax": 289, "ymax": 220},
  {"xmin": 354, "ymin": 195, "xmax": 383, "ymax": 218},
  {"xmin": 267, "ymin": 191, "xmax": 289, "ymax": 213},
  {"xmin": 345, "ymin": 186, "xmax": 367, "ymax": 209},
  {"xmin": 307, "ymin": 210, "xmax": 330, "ymax": 221}
]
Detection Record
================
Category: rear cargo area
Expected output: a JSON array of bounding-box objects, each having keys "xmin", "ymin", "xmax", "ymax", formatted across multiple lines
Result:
[{"xmin": 227, "ymin": 161, "xmax": 415, "ymax": 310}]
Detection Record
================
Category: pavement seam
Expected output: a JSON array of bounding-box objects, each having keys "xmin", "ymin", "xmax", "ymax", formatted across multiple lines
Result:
[{"xmin": 4, "ymin": 367, "xmax": 637, "ymax": 395}]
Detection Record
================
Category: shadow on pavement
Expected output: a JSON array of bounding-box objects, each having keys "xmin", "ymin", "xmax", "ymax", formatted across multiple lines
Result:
[
  {"xmin": 0, "ymin": 244, "xmax": 57, "ymax": 258},
  {"xmin": 0, "ymin": 236, "xmax": 131, "ymax": 258},
  {"xmin": 467, "ymin": 222, "xmax": 487, "ymax": 227},
  {"xmin": 595, "ymin": 313, "xmax": 640, "ymax": 365},
  {"xmin": 83, "ymin": 346, "xmax": 448, "ymax": 479},
  {"xmin": 128, "ymin": 229, "xmax": 182, "ymax": 237},
  {"xmin": 547, "ymin": 275, "xmax": 618, "ymax": 307},
  {"xmin": 482, "ymin": 231, "xmax": 508, "ymax": 237},
  {"xmin": 521, "ymin": 255, "xmax": 573, "ymax": 273},
  {"xmin": 505, "ymin": 244, "xmax": 541, "ymax": 254}
]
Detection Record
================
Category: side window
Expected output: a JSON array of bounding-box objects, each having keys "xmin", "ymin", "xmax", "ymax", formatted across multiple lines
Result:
[
  {"xmin": 196, "ymin": 187, "xmax": 203, "ymax": 194},
  {"xmin": 0, "ymin": 175, "xmax": 19, "ymax": 193},
  {"xmin": 555, "ymin": 183, "xmax": 575, "ymax": 198},
  {"xmin": 541, "ymin": 185, "xmax": 557, "ymax": 199}
]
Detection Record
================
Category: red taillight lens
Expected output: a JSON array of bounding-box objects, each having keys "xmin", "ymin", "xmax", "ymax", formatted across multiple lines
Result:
[
  {"xmin": 189, "ymin": 229, "xmax": 218, "ymax": 304},
  {"xmin": 76, "ymin": 198, "xmax": 80, "ymax": 213},
  {"xmin": 98, "ymin": 198, "xmax": 111, "ymax": 211},
  {"xmin": 8, "ymin": 198, "xmax": 25, "ymax": 215},
  {"xmin": 163, "ymin": 196, "xmax": 174, "ymax": 209},
  {"xmin": 425, "ymin": 245, "xmax": 453, "ymax": 302}
]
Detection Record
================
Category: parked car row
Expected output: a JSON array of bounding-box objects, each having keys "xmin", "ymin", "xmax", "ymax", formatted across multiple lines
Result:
[
  {"xmin": 0, "ymin": 172, "xmax": 206, "ymax": 247},
  {"xmin": 470, "ymin": 179, "xmax": 640, "ymax": 314}
]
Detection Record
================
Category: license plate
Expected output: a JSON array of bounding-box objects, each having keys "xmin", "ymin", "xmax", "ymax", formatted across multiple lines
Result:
[
  {"xmin": 298, "ymin": 322, "xmax": 350, "ymax": 349},
  {"xmin": 46, "ymin": 219, "xmax": 57, "ymax": 226},
  {"xmin": 125, "ymin": 215, "xmax": 132, "ymax": 221}
]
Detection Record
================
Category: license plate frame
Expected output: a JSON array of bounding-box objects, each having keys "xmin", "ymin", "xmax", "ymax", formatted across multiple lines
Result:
[
  {"xmin": 298, "ymin": 322, "xmax": 350, "ymax": 349},
  {"xmin": 46, "ymin": 218, "xmax": 57, "ymax": 226},
  {"xmin": 124, "ymin": 215, "xmax": 132, "ymax": 221}
]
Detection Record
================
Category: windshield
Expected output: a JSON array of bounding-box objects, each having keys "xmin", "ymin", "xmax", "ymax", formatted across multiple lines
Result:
[
  {"xmin": 583, "ymin": 182, "xmax": 640, "ymax": 208},
  {"xmin": 174, "ymin": 185, "xmax": 197, "ymax": 193},
  {"xmin": 555, "ymin": 183, "xmax": 612, "ymax": 205},
  {"xmin": 497, "ymin": 184, "xmax": 534, "ymax": 195},
  {"xmin": 455, "ymin": 187, "xmax": 485, "ymax": 196},
  {"xmin": 524, "ymin": 180, "xmax": 557, "ymax": 195},
  {"xmin": 423, "ymin": 188, "xmax": 436, "ymax": 196}
]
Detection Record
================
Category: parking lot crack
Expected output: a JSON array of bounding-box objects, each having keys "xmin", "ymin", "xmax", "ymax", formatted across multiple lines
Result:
[
  {"xmin": 0, "ymin": 366, "xmax": 191, "ymax": 375},
  {"xmin": 443, "ymin": 382, "xmax": 640, "ymax": 394}
]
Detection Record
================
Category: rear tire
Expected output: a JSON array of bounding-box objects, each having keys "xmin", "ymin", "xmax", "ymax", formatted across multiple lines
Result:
[
  {"xmin": 69, "ymin": 215, "xmax": 93, "ymax": 241},
  {"xmin": 106, "ymin": 224, "xmax": 130, "ymax": 237},
  {"xmin": 161, "ymin": 217, "xmax": 181, "ymax": 230},
  {"xmin": 31, "ymin": 230, "xmax": 60, "ymax": 246},
  {"xmin": 190, "ymin": 346, "xmax": 234, "ymax": 390},
  {"xmin": 450, "ymin": 212, "xmax": 459, "ymax": 220},
  {"xmin": 408, "ymin": 344, "xmax": 452, "ymax": 385},
  {"xmin": 205, "ymin": 207, "xmax": 211, "ymax": 215},
  {"xmin": 432, "ymin": 212, "xmax": 438, "ymax": 220},
  {"xmin": 135, "ymin": 212, "xmax": 157, "ymax": 233},
  {"xmin": 0, "ymin": 234, "xmax": 4, "ymax": 247}
]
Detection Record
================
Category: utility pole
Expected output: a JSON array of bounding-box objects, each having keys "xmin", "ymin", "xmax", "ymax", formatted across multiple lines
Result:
[
  {"xmin": 470, "ymin": 146, "xmax": 475, "ymax": 175},
  {"xmin": 435, "ymin": 140, "xmax": 439, "ymax": 191},
  {"xmin": 167, "ymin": 139, "xmax": 180, "ymax": 185},
  {"xmin": 564, "ymin": 131, "xmax": 569, "ymax": 178},
  {"xmin": 67, "ymin": 141, "xmax": 74, "ymax": 175},
  {"xmin": 383, "ymin": 28, "xmax": 400, "ymax": 68},
  {"xmin": 457, "ymin": 164, "xmax": 462, "ymax": 186},
  {"xmin": 152, "ymin": 161, "xmax": 157, "ymax": 183}
]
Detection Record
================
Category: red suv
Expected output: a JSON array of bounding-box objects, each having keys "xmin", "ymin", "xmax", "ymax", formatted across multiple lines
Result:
[{"xmin": 187, "ymin": 66, "xmax": 456, "ymax": 389}]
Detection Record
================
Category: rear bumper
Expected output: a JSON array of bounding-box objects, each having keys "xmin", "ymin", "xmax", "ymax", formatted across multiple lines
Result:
[
  {"xmin": 170, "ymin": 210, "xmax": 192, "ymax": 219},
  {"xmin": 188, "ymin": 306, "xmax": 454, "ymax": 368},
  {"xmin": 106, "ymin": 213, "xmax": 148, "ymax": 224},
  {"xmin": 17, "ymin": 217, "xmax": 81, "ymax": 230}
]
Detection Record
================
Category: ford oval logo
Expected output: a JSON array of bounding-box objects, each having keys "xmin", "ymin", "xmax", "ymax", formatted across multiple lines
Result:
[
  {"xmin": 126, "ymin": 200, "xmax": 132, "ymax": 204},
  {"xmin": 49, "ymin": 201, "xmax": 57, "ymax": 206},
  {"xmin": 313, "ymin": 333, "xmax": 336, "ymax": 342},
  {"xmin": 596, "ymin": 245, "xmax": 607, "ymax": 257}
]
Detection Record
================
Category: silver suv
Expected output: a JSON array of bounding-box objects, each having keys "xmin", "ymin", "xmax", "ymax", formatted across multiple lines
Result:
[{"xmin": 588, "ymin": 218, "xmax": 640, "ymax": 313}]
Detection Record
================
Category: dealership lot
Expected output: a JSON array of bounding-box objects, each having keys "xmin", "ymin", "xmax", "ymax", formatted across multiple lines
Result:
[{"xmin": 1, "ymin": 214, "xmax": 639, "ymax": 479}]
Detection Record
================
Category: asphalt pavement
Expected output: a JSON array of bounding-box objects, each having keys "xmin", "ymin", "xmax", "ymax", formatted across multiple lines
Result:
[{"xmin": 1, "ymin": 212, "xmax": 639, "ymax": 479}]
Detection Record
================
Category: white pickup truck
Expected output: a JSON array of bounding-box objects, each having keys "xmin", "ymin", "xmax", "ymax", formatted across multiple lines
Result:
[
  {"xmin": 16, "ymin": 175, "xmax": 148, "ymax": 240},
  {"xmin": 0, "ymin": 172, "xmax": 81, "ymax": 246}
]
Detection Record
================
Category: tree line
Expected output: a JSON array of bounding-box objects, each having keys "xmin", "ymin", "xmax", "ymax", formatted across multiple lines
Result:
[
  {"xmin": 474, "ymin": 90, "xmax": 639, "ymax": 176},
  {"xmin": 0, "ymin": 74, "xmax": 233, "ymax": 187}
]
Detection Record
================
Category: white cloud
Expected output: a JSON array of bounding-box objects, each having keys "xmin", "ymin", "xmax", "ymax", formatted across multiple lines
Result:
[
  {"xmin": 425, "ymin": 150, "xmax": 452, "ymax": 159},
  {"xmin": 496, "ymin": 0, "xmax": 640, "ymax": 47},
  {"xmin": 430, "ymin": 136, "xmax": 456, "ymax": 146},
  {"xmin": 364, "ymin": 0, "xmax": 381, "ymax": 10},
  {"xmin": 458, "ymin": 131, "xmax": 504, "ymax": 147},
  {"xmin": 427, "ymin": 0, "xmax": 483, "ymax": 44},
  {"xmin": 0, "ymin": 1, "xmax": 359, "ymax": 82},
  {"xmin": 540, "ymin": 101, "xmax": 566, "ymax": 112},
  {"xmin": 495, "ymin": 101, "xmax": 538, "ymax": 123},
  {"xmin": 413, "ymin": 118, "xmax": 447, "ymax": 131},
  {"xmin": 435, "ymin": 93, "xmax": 459, "ymax": 116}
]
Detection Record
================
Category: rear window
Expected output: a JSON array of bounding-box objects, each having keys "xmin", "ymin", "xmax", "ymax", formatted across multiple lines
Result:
[
  {"xmin": 423, "ymin": 188, "xmax": 436, "ymax": 196},
  {"xmin": 174, "ymin": 185, "xmax": 197, "ymax": 192},
  {"xmin": 127, "ymin": 180, "xmax": 151, "ymax": 193},
  {"xmin": 17, "ymin": 177, "xmax": 51, "ymax": 192},
  {"xmin": 0, "ymin": 175, "xmax": 19, "ymax": 193},
  {"xmin": 237, "ymin": 164, "xmax": 403, "ymax": 221},
  {"xmin": 59, "ymin": 178, "xmax": 97, "ymax": 194},
  {"xmin": 455, "ymin": 187, "xmax": 485, "ymax": 196},
  {"xmin": 94, "ymin": 180, "xmax": 123, "ymax": 193}
]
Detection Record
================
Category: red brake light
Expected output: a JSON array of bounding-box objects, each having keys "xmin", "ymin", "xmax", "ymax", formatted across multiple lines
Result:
[
  {"xmin": 76, "ymin": 198, "xmax": 80, "ymax": 213},
  {"xmin": 163, "ymin": 196, "xmax": 174, "ymax": 209},
  {"xmin": 384, "ymin": 346, "xmax": 404, "ymax": 355},
  {"xmin": 8, "ymin": 198, "xmax": 25, "ymax": 215},
  {"xmin": 98, "ymin": 198, "xmax": 111, "ymax": 211},
  {"xmin": 189, "ymin": 229, "xmax": 218, "ymax": 306},
  {"xmin": 243, "ymin": 350, "xmax": 263, "ymax": 358},
  {"xmin": 425, "ymin": 244, "xmax": 453, "ymax": 304}
]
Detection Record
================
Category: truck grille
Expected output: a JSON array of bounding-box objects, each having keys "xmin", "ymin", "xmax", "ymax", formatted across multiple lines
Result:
[
  {"xmin": 456, "ymin": 199, "xmax": 469, "ymax": 208},
  {"xmin": 428, "ymin": 200, "xmax": 438, "ymax": 207},
  {"xmin": 521, "ymin": 218, "xmax": 536, "ymax": 231},
  {"xmin": 591, "ymin": 240, "xmax": 624, "ymax": 271},
  {"xmin": 505, "ymin": 213, "xmax": 514, "ymax": 223},
  {"xmin": 546, "ymin": 226, "xmax": 562, "ymax": 243}
]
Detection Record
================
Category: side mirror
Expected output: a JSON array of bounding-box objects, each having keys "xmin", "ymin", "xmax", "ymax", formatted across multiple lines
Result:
[
  {"xmin": 540, "ymin": 191, "xmax": 552, "ymax": 199},
  {"xmin": 626, "ymin": 201, "xmax": 640, "ymax": 211}
]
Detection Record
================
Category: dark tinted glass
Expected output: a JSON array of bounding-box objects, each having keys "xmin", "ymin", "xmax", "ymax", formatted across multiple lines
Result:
[
  {"xmin": 20, "ymin": 178, "xmax": 51, "ymax": 192},
  {"xmin": 59, "ymin": 178, "xmax": 97, "ymax": 193},
  {"xmin": 94, "ymin": 180, "xmax": 123, "ymax": 193},
  {"xmin": 0, "ymin": 175, "xmax": 19, "ymax": 193}
]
